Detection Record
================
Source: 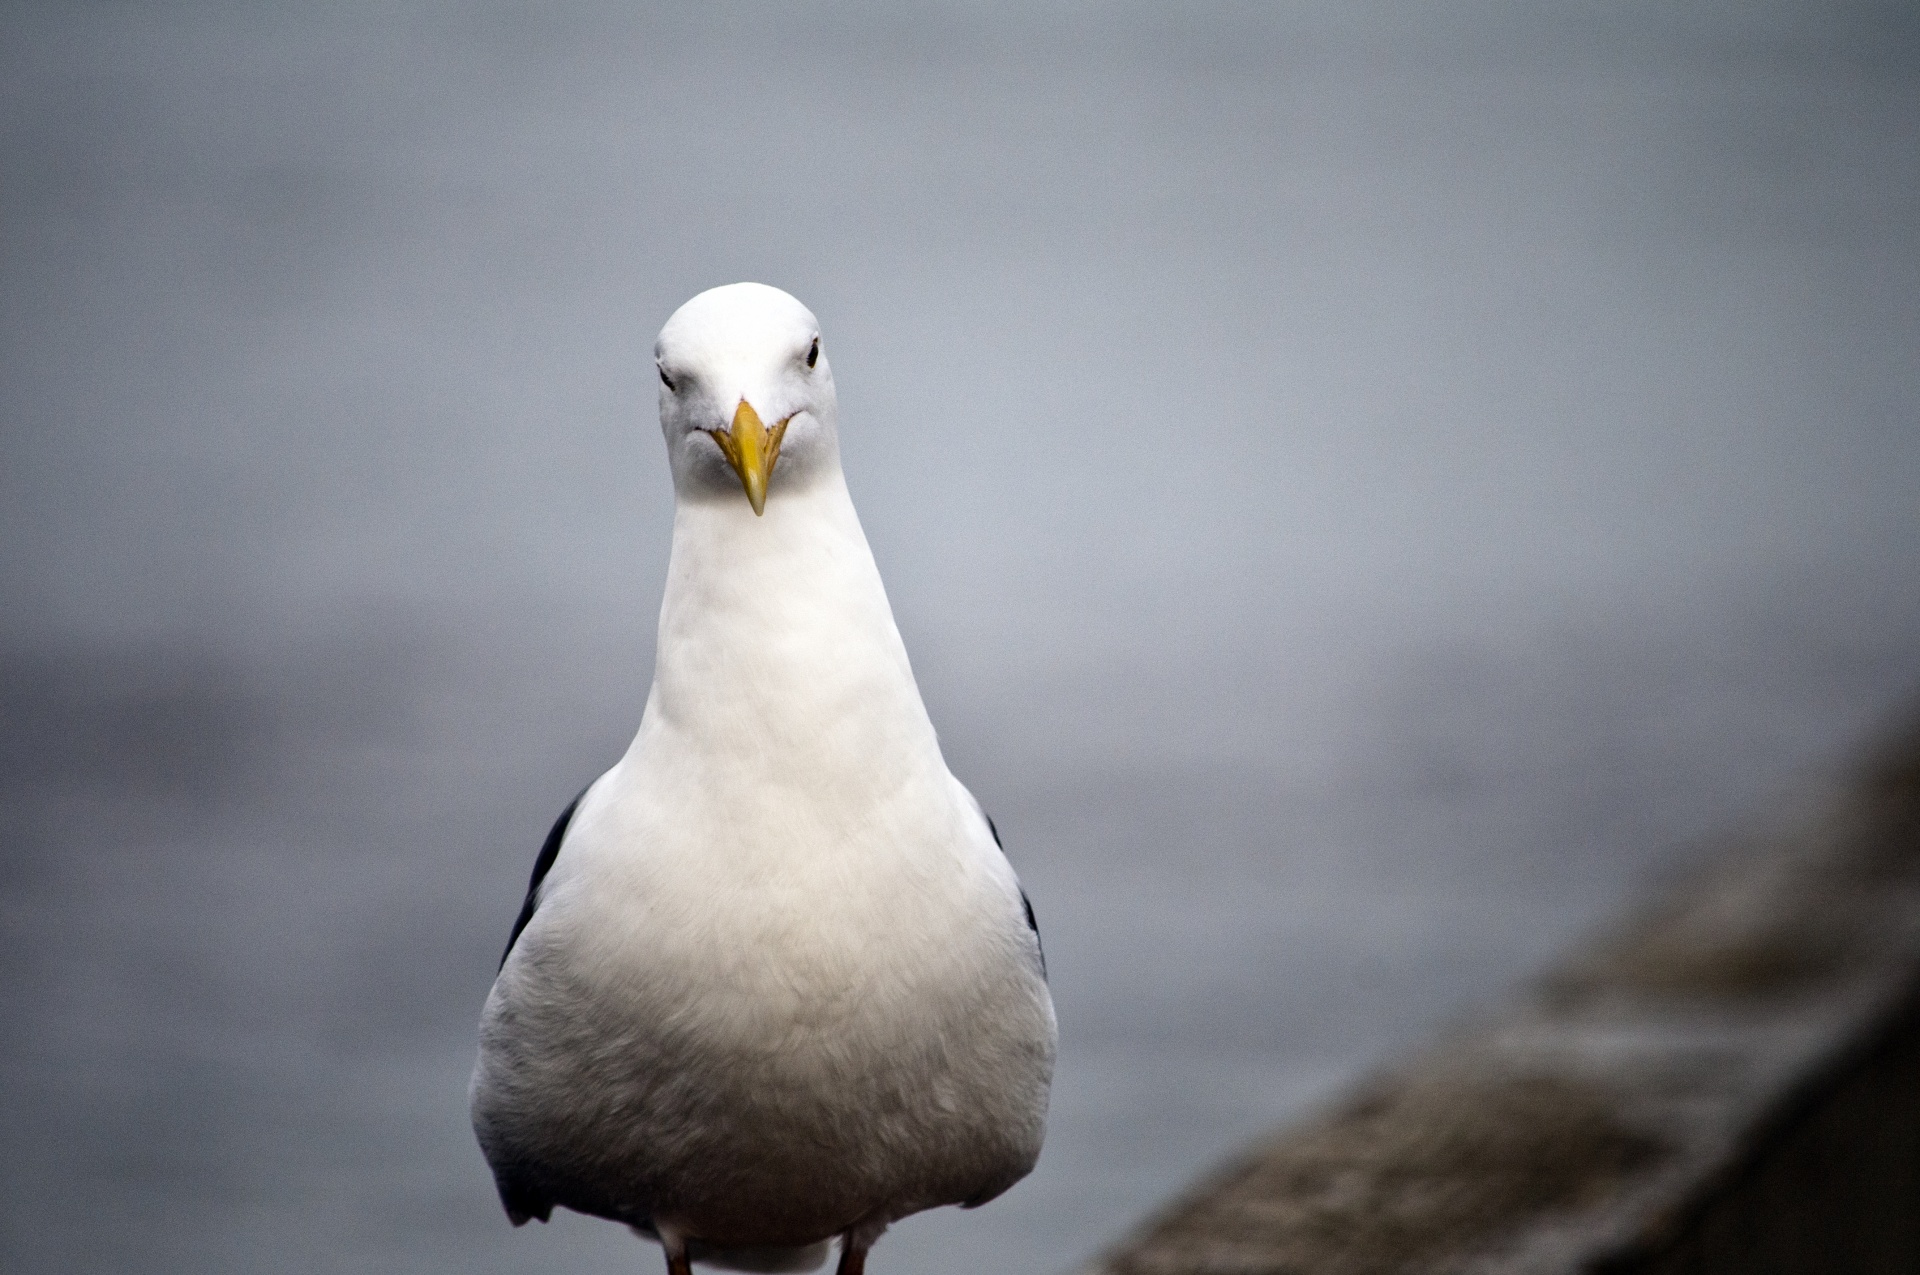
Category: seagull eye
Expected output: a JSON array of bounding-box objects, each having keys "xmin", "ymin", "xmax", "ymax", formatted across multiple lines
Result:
[
  {"xmin": 658, "ymin": 364, "xmax": 675, "ymax": 391},
  {"xmin": 806, "ymin": 338, "xmax": 819, "ymax": 369}
]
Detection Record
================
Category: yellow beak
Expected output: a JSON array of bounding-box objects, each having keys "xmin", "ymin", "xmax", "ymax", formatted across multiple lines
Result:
[{"xmin": 706, "ymin": 399, "xmax": 790, "ymax": 516}]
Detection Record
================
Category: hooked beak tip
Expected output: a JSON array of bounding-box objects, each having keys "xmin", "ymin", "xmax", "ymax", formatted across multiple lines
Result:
[{"xmin": 707, "ymin": 398, "xmax": 788, "ymax": 515}]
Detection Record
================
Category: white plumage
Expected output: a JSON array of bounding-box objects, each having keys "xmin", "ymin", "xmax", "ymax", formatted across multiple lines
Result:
[{"xmin": 470, "ymin": 283, "xmax": 1056, "ymax": 1275}]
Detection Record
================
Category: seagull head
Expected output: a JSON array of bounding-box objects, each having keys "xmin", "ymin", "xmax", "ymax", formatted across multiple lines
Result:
[{"xmin": 655, "ymin": 282, "xmax": 838, "ymax": 515}]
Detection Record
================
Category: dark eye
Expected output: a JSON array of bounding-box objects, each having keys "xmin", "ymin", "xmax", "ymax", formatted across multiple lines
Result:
[
  {"xmin": 658, "ymin": 364, "xmax": 675, "ymax": 391},
  {"xmin": 806, "ymin": 338, "xmax": 819, "ymax": 369}
]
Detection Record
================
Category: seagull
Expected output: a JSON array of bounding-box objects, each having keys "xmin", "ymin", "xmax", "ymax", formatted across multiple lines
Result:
[{"xmin": 471, "ymin": 282, "xmax": 1057, "ymax": 1275}]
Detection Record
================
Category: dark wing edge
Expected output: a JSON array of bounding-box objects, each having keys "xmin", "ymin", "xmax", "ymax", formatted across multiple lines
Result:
[
  {"xmin": 984, "ymin": 811, "xmax": 1047, "ymax": 981},
  {"xmin": 498, "ymin": 782, "xmax": 594, "ymax": 971}
]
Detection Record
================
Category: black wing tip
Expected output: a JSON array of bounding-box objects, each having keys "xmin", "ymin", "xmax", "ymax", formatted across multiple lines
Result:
[
  {"xmin": 1021, "ymin": 887, "xmax": 1047, "ymax": 979},
  {"xmin": 498, "ymin": 782, "xmax": 595, "ymax": 971},
  {"xmin": 984, "ymin": 809, "xmax": 1047, "ymax": 979},
  {"xmin": 503, "ymin": 1196, "xmax": 553, "ymax": 1227}
]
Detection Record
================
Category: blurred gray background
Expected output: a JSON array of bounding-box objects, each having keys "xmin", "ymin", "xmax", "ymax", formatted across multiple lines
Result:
[{"xmin": 3, "ymin": 2, "xmax": 1917, "ymax": 1272}]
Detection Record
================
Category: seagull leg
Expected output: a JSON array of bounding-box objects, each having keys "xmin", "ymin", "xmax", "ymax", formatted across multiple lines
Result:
[
  {"xmin": 837, "ymin": 1214, "xmax": 889, "ymax": 1275},
  {"xmin": 663, "ymin": 1235, "xmax": 693, "ymax": 1275}
]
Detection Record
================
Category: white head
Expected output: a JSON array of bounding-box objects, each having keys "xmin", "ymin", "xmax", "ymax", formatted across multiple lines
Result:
[{"xmin": 654, "ymin": 283, "xmax": 838, "ymax": 515}]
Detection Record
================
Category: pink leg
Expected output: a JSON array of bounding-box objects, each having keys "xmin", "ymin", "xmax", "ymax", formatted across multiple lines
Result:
[
  {"xmin": 835, "ymin": 1236, "xmax": 868, "ymax": 1275},
  {"xmin": 839, "ymin": 1213, "xmax": 890, "ymax": 1275}
]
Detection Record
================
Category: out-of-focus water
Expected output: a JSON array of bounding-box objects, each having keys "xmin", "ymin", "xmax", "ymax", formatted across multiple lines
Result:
[{"xmin": 2, "ymin": 3, "xmax": 1916, "ymax": 1272}]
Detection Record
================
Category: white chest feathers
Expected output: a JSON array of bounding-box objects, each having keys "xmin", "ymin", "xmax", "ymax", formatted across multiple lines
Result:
[{"xmin": 472, "ymin": 761, "xmax": 1055, "ymax": 1250}]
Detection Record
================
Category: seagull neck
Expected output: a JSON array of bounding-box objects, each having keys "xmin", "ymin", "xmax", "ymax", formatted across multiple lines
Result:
[{"xmin": 639, "ymin": 471, "xmax": 941, "ymax": 783}]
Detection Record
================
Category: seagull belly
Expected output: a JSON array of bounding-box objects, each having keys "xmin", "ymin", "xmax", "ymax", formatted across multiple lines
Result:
[{"xmin": 471, "ymin": 810, "xmax": 1055, "ymax": 1246}]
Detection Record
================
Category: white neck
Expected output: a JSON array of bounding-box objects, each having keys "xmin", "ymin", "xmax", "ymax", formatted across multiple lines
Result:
[{"xmin": 624, "ymin": 470, "xmax": 946, "ymax": 824}]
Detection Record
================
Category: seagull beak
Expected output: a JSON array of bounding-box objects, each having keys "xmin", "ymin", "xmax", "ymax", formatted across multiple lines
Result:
[{"xmin": 706, "ymin": 399, "xmax": 790, "ymax": 516}]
